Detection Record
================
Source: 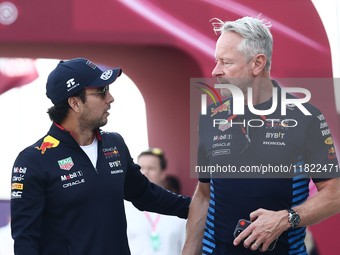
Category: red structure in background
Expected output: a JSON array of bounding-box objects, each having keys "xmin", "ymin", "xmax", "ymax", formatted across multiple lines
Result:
[
  {"xmin": 0, "ymin": 0, "xmax": 338, "ymax": 253},
  {"xmin": 0, "ymin": 58, "xmax": 38, "ymax": 94}
]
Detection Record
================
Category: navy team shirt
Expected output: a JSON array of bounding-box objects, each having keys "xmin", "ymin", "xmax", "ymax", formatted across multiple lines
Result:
[
  {"xmin": 11, "ymin": 124, "xmax": 191, "ymax": 255},
  {"xmin": 197, "ymin": 80, "xmax": 339, "ymax": 255}
]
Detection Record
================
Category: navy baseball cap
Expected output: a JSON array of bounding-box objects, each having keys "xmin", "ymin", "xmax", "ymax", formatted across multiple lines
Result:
[{"xmin": 46, "ymin": 58, "xmax": 122, "ymax": 104}]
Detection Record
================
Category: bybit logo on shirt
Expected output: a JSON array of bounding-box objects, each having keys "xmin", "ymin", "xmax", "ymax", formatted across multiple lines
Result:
[
  {"xmin": 265, "ymin": 132, "xmax": 285, "ymax": 139},
  {"xmin": 109, "ymin": 160, "xmax": 121, "ymax": 168}
]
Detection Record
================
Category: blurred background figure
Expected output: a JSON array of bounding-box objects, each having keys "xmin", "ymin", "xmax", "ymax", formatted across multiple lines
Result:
[
  {"xmin": 0, "ymin": 215, "xmax": 14, "ymax": 255},
  {"xmin": 305, "ymin": 228, "xmax": 320, "ymax": 255},
  {"xmin": 164, "ymin": 175, "xmax": 182, "ymax": 195},
  {"xmin": 125, "ymin": 148, "xmax": 186, "ymax": 255},
  {"xmin": 138, "ymin": 148, "xmax": 167, "ymax": 187}
]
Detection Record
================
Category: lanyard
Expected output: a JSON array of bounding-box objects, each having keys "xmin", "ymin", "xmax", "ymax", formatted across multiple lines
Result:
[
  {"xmin": 144, "ymin": 212, "xmax": 161, "ymax": 232},
  {"xmin": 144, "ymin": 212, "xmax": 161, "ymax": 250},
  {"xmin": 232, "ymin": 115, "xmax": 266, "ymax": 153}
]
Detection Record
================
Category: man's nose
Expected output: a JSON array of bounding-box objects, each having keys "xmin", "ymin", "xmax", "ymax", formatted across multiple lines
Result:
[{"xmin": 212, "ymin": 62, "xmax": 223, "ymax": 77}]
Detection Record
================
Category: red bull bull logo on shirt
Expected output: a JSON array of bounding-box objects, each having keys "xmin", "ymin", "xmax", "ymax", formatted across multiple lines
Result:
[
  {"xmin": 328, "ymin": 147, "xmax": 335, "ymax": 154},
  {"xmin": 211, "ymin": 100, "xmax": 230, "ymax": 117},
  {"xmin": 35, "ymin": 135, "xmax": 60, "ymax": 154}
]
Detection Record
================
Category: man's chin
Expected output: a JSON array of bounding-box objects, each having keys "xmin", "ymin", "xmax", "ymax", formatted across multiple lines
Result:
[
  {"xmin": 96, "ymin": 119, "xmax": 108, "ymax": 129},
  {"xmin": 220, "ymin": 88, "xmax": 232, "ymax": 98},
  {"xmin": 101, "ymin": 120, "xmax": 108, "ymax": 127}
]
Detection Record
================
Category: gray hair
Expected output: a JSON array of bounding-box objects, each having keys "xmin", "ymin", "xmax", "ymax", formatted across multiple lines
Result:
[{"xmin": 212, "ymin": 16, "xmax": 273, "ymax": 72}]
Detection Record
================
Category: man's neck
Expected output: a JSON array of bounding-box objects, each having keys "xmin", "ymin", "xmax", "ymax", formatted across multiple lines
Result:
[
  {"xmin": 73, "ymin": 129, "xmax": 96, "ymax": 146},
  {"xmin": 59, "ymin": 121, "xmax": 96, "ymax": 146}
]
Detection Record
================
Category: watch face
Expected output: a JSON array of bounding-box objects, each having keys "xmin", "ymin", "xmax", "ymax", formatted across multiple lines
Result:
[{"xmin": 290, "ymin": 213, "xmax": 300, "ymax": 227}]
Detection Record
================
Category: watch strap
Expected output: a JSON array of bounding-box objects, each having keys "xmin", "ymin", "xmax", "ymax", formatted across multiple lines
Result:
[{"xmin": 286, "ymin": 208, "xmax": 295, "ymax": 214}]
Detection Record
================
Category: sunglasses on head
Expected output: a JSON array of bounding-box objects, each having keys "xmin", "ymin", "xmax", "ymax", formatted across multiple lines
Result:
[{"xmin": 144, "ymin": 148, "xmax": 164, "ymax": 156}]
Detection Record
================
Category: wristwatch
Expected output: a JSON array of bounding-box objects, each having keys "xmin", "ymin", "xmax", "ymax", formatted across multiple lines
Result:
[{"xmin": 286, "ymin": 208, "xmax": 300, "ymax": 228}]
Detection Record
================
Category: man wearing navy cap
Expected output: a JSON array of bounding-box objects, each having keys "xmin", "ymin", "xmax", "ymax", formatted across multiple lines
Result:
[{"xmin": 10, "ymin": 58, "xmax": 191, "ymax": 255}]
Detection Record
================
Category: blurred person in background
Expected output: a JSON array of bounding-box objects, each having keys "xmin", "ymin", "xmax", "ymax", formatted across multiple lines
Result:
[
  {"xmin": 125, "ymin": 148, "xmax": 186, "ymax": 255},
  {"xmin": 164, "ymin": 175, "xmax": 182, "ymax": 195},
  {"xmin": 305, "ymin": 229, "xmax": 320, "ymax": 255}
]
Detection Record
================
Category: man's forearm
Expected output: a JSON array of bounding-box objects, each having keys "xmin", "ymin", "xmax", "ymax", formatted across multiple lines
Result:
[
  {"xmin": 294, "ymin": 178, "xmax": 340, "ymax": 227},
  {"xmin": 132, "ymin": 180, "xmax": 191, "ymax": 219},
  {"xmin": 182, "ymin": 182, "xmax": 210, "ymax": 255}
]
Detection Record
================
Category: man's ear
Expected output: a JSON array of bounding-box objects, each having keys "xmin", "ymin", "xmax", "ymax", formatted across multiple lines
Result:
[
  {"xmin": 253, "ymin": 54, "xmax": 267, "ymax": 76},
  {"xmin": 68, "ymin": 97, "xmax": 81, "ymax": 113}
]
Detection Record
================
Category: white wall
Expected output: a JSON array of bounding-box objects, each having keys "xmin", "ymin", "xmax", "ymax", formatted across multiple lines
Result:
[{"xmin": 312, "ymin": 0, "xmax": 340, "ymax": 112}]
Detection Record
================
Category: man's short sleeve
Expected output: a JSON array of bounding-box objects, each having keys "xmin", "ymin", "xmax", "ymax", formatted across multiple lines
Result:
[{"xmin": 303, "ymin": 111, "xmax": 339, "ymax": 182}]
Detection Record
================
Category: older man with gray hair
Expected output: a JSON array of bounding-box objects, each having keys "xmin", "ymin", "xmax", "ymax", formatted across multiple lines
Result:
[{"xmin": 182, "ymin": 16, "xmax": 340, "ymax": 255}]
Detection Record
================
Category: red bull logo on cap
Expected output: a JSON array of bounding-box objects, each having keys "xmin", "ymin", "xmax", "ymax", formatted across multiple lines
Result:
[{"xmin": 35, "ymin": 135, "xmax": 60, "ymax": 154}]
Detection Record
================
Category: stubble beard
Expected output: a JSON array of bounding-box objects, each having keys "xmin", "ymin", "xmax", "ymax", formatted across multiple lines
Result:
[{"xmin": 79, "ymin": 111, "xmax": 108, "ymax": 133}]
